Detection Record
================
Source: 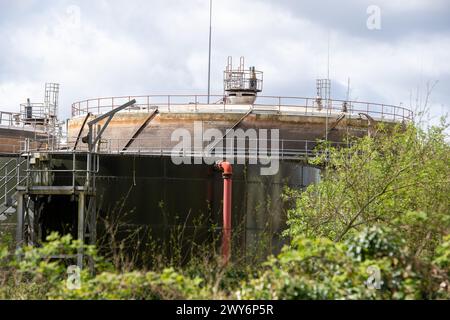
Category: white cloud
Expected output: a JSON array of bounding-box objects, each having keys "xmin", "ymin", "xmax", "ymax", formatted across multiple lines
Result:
[
  {"xmin": 376, "ymin": 0, "xmax": 448, "ymax": 12},
  {"xmin": 0, "ymin": 0, "xmax": 448, "ymax": 125}
]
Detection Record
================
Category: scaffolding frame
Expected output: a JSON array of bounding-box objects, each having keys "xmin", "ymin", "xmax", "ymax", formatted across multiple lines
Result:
[
  {"xmin": 14, "ymin": 141, "xmax": 99, "ymax": 269},
  {"xmin": 20, "ymin": 83, "xmax": 62, "ymax": 139},
  {"xmin": 224, "ymin": 56, "xmax": 263, "ymax": 93},
  {"xmin": 13, "ymin": 100, "xmax": 136, "ymax": 269}
]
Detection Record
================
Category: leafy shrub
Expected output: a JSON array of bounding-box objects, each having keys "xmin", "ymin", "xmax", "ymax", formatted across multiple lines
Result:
[
  {"xmin": 0, "ymin": 232, "xmax": 100, "ymax": 299},
  {"xmin": 346, "ymin": 226, "xmax": 403, "ymax": 261},
  {"xmin": 285, "ymin": 123, "xmax": 450, "ymax": 258},
  {"xmin": 51, "ymin": 268, "xmax": 205, "ymax": 300},
  {"xmin": 0, "ymin": 233, "xmax": 216, "ymax": 300},
  {"xmin": 237, "ymin": 227, "xmax": 448, "ymax": 300},
  {"xmin": 237, "ymin": 236, "xmax": 374, "ymax": 299}
]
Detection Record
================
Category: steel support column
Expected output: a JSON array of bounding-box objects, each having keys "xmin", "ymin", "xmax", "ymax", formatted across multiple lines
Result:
[
  {"xmin": 77, "ymin": 192, "xmax": 85, "ymax": 268},
  {"xmin": 15, "ymin": 192, "xmax": 24, "ymax": 249}
]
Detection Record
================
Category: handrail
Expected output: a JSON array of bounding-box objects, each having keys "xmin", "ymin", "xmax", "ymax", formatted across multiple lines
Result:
[
  {"xmin": 71, "ymin": 94, "xmax": 414, "ymax": 122},
  {"xmin": 0, "ymin": 105, "xmax": 61, "ymax": 137},
  {"xmin": 20, "ymin": 136, "xmax": 347, "ymax": 161},
  {"xmin": 0, "ymin": 158, "xmax": 27, "ymax": 206},
  {"xmin": 0, "ymin": 158, "xmax": 17, "ymax": 172}
]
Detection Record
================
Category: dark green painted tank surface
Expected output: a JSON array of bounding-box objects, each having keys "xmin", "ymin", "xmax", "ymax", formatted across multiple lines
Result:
[{"xmin": 39, "ymin": 154, "xmax": 319, "ymax": 260}]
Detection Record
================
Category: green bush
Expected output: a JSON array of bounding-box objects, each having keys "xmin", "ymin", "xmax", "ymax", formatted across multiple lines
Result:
[
  {"xmin": 1, "ymin": 228, "xmax": 448, "ymax": 300},
  {"xmin": 346, "ymin": 226, "xmax": 403, "ymax": 261},
  {"xmin": 0, "ymin": 233, "xmax": 220, "ymax": 300},
  {"xmin": 51, "ymin": 268, "xmax": 205, "ymax": 300},
  {"xmin": 285, "ymin": 123, "xmax": 450, "ymax": 258},
  {"xmin": 0, "ymin": 233, "xmax": 99, "ymax": 299},
  {"xmin": 1, "ymin": 123, "xmax": 448, "ymax": 300},
  {"xmin": 237, "ymin": 227, "xmax": 449, "ymax": 300}
]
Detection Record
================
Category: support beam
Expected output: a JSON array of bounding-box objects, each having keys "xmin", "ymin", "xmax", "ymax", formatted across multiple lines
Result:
[
  {"xmin": 207, "ymin": 108, "xmax": 252, "ymax": 153},
  {"xmin": 86, "ymin": 196, "xmax": 97, "ymax": 245},
  {"xmin": 122, "ymin": 109, "xmax": 158, "ymax": 152},
  {"xmin": 27, "ymin": 199, "xmax": 35, "ymax": 246},
  {"xmin": 24, "ymin": 186, "xmax": 90, "ymax": 195},
  {"xmin": 86, "ymin": 196, "xmax": 97, "ymax": 273},
  {"xmin": 73, "ymin": 112, "xmax": 91, "ymax": 150},
  {"xmin": 91, "ymin": 116, "xmax": 113, "ymax": 148},
  {"xmin": 15, "ymin": 192, "xmax": 24, "ymax": 249},
  {"xmin": 88, "ymin": 99, "xmax": 137, "ymax": 125},
  {"xmin": 323, "ymin": 112, "xmax": 345, "ymax": 139},
  {"xmin": 77, "ymin": 192, "xmax": 85, "ymax": 268},
  {"xmin": 86, "ymin": 99, "xmax": 137, "ymax": 152}
]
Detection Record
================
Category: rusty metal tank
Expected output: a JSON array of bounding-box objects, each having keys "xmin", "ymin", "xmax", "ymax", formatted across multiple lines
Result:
[{"xmin": 64, "ymin": 93, "xmax": 412, "ymax": 257}]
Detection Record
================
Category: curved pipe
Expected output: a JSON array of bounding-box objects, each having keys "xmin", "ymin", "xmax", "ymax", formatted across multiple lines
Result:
[
  {"xmin": 215, "ymin": 161, "xmax": 232, "ymax": 264},
  {"xmin": 358, "ymin": 112, "xmax": 377, "ymax": 137},
  {"xmin": 216, "ymin": 160, "xmax": 232, "ymax": 177}
]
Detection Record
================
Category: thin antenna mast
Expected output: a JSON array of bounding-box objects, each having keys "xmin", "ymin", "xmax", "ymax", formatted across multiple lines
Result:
[
  {"xmin": 346, "ymin": 78, "xmax": 351, "ymax": 101},
  {"xmin": 327, "ymin": 31, "xmax": 330, "ymax": 81},
  {"xmin": 207, "ymin": 0, "xmax": 213, "ymax": 104},
  {"xmin": 325, "ymin": 31, "xmax": 331, "ymax": 142}
]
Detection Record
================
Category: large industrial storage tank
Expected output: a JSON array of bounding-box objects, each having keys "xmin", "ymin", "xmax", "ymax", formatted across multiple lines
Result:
[
  {"xmin": 0, "ymin": 58, "xmax": 413, "ymax": 265},
  {"xmin": 61, "ymin": 57, "xmax": 412, "ymax": 258}
]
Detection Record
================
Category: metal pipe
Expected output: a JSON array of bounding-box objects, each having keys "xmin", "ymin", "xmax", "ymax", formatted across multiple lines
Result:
[{"xmin": 215, "ymin": 160, "xmax": 232, "ymax": 264}]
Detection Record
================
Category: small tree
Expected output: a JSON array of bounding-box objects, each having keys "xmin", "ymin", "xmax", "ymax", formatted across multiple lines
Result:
[{"xmin": 284, "ymin": 121, "xmax": 450, "ymax": 259}]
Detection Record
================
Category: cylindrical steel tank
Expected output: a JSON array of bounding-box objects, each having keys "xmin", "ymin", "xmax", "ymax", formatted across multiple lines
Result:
[{"xmin": 62, "ymin": 94, "xmax": 412, "ymax": 258}]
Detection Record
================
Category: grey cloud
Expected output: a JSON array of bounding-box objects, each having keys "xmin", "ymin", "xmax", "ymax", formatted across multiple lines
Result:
[
  {"xmin": 0, "ymin": 0, "xmax": 448, "ymax": 125},
  {"xmin": 267, "ymin": 0, "xmax": 450, "ymax": 41}
]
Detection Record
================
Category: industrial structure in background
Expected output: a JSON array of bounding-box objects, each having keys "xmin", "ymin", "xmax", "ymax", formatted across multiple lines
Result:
[
  {"xmin": 0, "ymin": 83, "xmax": 62, "ymax": 154},
  {"xmin": 0, "ymin": 57, "xmax": 413, "ymax": 267}
]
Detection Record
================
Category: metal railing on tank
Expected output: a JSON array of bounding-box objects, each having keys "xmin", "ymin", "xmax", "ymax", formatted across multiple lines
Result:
[
  {"xmin": 0, "ymin": 111, "xmax": 21, "ymax": 128},
  {"xmin": 21, "ymin": 136, "xmax": 348, "ymax": 161},
  {"xmin": 18, "ymin": 138, "xmax": 99, "ymax": 190},
  {"xmin": 0, "ymin": 109, "xmax": 57, "ymax": 134},
  {"xmin": 71, "ymin": 94, "xmax": 414, "ymax": 122},
  {"xmin": 0, "ymin": 157, "xmax": 27, "ymax": 209}
]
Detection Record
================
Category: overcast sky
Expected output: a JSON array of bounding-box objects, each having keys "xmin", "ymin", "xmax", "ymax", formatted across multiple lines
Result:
[{"xmin": 0, "ymin": 0, "xmax": 449, "ymax": 123}]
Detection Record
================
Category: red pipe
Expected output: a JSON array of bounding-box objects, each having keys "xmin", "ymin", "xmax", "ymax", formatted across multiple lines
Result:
[{"xmin": 215, "ymin": 161, "xmax": 232, "ymax": 264}]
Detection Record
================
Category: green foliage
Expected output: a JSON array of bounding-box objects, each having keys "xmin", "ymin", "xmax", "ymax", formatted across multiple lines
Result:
[
  {"xmin": 238, "ymin": 236, "xmax": 368, "ymax": 299},
  {"xmin": 278, "ymin": 123, "xmax": 450, "ymax": 299},
  {"xmin": 52, "ymin": 268, "xmax": 205, "ymax": 300},
  {"xmin": 346, "ymin": 226, "xmax": 403, "ymax": 261},
  {"xmin": 0, "ymin": 232, "xmax": 237, "ymax": 300},
  {"xmin": 434, "ymin": 235, "xmax": 450, "ymax": 273},
  {"xmin": 0, "ymin": 232, "xmax": 99, "ymax": 299},
  {"xmin": 1, "ymin": 122, "xmax": 449, "ymax": 300},
  {"xmin": 238, "ymin": 227, "xmax": 448, "ymax": 300},
  {"xmin": 285, "ymin": 123, "xmax": 450, "ymax": 258},
  {"xmin": 1, "ymin": 223, "xmax": 449, "ymax": 300}
]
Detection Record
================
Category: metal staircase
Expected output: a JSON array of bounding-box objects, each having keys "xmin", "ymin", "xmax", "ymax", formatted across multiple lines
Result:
[
  {"xmin": 9, "ymin": 101, "xmax": 133, "ymax": 268},
  {"xmin": 0, "ymin": 158, "xmax": 27, "ymax": 223}
]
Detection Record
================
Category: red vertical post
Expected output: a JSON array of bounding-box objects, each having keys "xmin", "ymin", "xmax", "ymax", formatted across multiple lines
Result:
[
  {"xmin": 222, "ymin": 172, "xmax": 232, "ymax": 263},
  {"xmin": 215, "ymin": 161, "xmax": 232, "ymax": 264}
]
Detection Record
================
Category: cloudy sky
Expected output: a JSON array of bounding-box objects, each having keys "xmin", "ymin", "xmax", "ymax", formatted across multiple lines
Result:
[{"xmin": 0, "ymin": 0, "xmax": 449, "ymax": 123}]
